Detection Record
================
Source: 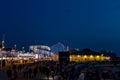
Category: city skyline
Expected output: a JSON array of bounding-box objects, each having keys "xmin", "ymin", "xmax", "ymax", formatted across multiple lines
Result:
[{"xmin": 0, "ymin": 0, "xmax": 120, "ymax": 56}]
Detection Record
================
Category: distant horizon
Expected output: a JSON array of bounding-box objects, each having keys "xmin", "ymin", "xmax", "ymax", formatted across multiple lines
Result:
[{"xmin": 1, "ymin": 39, "xmax": 119, "ymax": 57}]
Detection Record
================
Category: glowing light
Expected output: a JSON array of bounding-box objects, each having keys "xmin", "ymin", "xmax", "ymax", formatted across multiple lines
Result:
[
  {"xmin": 35, "ymin": 54, "xmax": 39, "ymax": 59},
  {"xmin": 84, "ymin": 55, "xmax": 87, "ymax": 58},
  {"xmin": 77, "ymin": 55, "xmax": 80, "ymax": 58},
  {"xmin": 2, "ymin": 46, "xmax": 5, "ymax": 49},
  {"xmin": 96, "ymin": 55, "xmax": 100, "ymax": 58},
  {"xmin": 101, "ymin": 54, "xmax": 103, "ymax": 56},
  {"xmin": 105, "ymin": 57, "xmax": 110, "ymax": 60},
  {"xmin": 90, "ymin": 55, "xmax": 93, "ymax": 58},
  {"xmin": 3, "ymin": 57, "xmax": 6, "ymax": 59}
]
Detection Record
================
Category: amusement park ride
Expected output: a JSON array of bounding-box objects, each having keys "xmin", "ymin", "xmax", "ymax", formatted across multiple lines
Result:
[
  {"xmin": 29, "ymin": 45, "xmax": 53, "ymax": 59},
  {"xmin": 0, "ymin": 38, "xmax": 67, "ymax": 61},
  {"xmin": 29, "ymin": 42, "xmax": 67, "ymax": 60}
]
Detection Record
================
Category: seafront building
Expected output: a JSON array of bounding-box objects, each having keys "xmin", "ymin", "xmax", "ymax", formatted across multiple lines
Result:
[
  {"xmin": 59, "ymin": 48, "xmax": 116, "ymax": 62},
  {"xmin": 0, "ymin": 37, "xmax": 117, "ymax": 62}
]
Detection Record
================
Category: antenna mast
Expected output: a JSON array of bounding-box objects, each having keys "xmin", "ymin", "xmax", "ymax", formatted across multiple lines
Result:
[{"xmin": 2, "ymin": 34, "xmax": 5, "ymax": 49}]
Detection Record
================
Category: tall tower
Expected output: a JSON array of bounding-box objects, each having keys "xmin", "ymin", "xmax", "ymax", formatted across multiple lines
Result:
[
  {"xmin": 22, "ymin": 46, "xmax": 25, "ymax": 53},
  {"xmin": 2, "ymin": 34, "xmax": 5, "ymax": 49},
  {"xmin": 66, "ymin": 46, "xmax": 69, "ymax": 51},
  {"xmin": 14, "ymin": 44, "xmax": 16, "ymax": 49}
]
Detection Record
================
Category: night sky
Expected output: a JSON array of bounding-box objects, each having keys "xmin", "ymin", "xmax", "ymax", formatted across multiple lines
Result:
[{"xmin": 0, "ymin": 0, "xmax": 120, "ymax": 56}]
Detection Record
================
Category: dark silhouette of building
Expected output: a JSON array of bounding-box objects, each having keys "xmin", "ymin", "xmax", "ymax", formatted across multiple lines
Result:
[{"xmin": 59, "ymin": 51, "xmax": 70, "ymax": 63}]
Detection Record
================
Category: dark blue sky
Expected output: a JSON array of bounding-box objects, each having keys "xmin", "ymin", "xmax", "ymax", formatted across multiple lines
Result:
[{"xmin": 0, "ymin": 0, "xmax": 120, "ymax": 56}]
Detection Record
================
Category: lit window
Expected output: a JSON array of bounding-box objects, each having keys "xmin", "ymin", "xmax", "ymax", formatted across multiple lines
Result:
[
  {"xmin": 84, "ymin": 55, "xmax": 87, "ymax": 58},
  {"xmin": 96, "ymin": 55, "xmax": 100, "ymax": 58},
  {"xmin": 90, "ymin": 55, "xmax": 93, "ymax": 58}
]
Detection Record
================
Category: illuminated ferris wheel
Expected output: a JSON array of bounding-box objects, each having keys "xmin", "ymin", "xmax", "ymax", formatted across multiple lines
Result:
[{"xmin": 50, "ymin": 42, "xmax": 66, "ymax": 54}]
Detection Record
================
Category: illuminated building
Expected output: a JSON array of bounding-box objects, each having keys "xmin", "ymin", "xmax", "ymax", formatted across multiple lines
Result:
[
  {"xmin": 59, "ymin": 48, "xmax": 116, "ymax": 62},
  {"xmin": 54, "ymin": 53, "xmax": 59, "ymax": 61}
]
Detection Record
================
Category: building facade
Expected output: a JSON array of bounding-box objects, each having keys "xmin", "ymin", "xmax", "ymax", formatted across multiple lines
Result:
[{"xmin": 59, "ymin": 48, "xmax": 116, "ymax": 62}]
